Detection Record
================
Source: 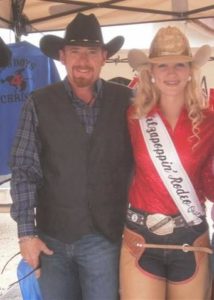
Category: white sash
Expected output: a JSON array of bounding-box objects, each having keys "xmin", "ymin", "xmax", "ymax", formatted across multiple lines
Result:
[{"xmin": 139, "ymin": 113, "xmax": 204, "ymax": 224}]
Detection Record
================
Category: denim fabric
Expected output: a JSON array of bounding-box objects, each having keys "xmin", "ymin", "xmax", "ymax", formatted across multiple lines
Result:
[
  {"xmin": 38, "ymin": 233, "xmax": 121, "ymax": 300},
  {"xmin": 126, "ymin": 218, "xmax": 208, "ymax": 282}
]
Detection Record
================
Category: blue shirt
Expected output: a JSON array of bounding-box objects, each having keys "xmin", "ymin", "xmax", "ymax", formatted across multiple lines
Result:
[
  {"xmin": 10, "ymin": 78, "xmax": 102, "ymax": 237},
  {"xmin": 0, "ymin": 41, "xmax": 60, "ymax": 175}
]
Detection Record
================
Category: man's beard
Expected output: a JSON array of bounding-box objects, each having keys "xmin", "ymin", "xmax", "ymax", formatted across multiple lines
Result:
[{"xmin": 73, "ymin": 76, "xmax": 93, "ymax": 87}]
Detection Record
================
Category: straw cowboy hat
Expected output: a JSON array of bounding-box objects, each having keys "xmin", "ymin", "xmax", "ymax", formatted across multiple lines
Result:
[
  {"xmin": 40, "ymin": 12, "xmax": 124, "ymax": 60},
  {"xmin": 0, "ymin": 37, "xmax": 11, "ymax": 68},
  {"xmin": 128, "ymin": 26, "xmax": 211, "ymax": 71}
]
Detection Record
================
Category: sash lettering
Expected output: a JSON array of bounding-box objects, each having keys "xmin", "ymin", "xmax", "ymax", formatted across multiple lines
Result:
[{"xmin": 140, "ymin": 114, "xmax": 204, "ymax": 224}]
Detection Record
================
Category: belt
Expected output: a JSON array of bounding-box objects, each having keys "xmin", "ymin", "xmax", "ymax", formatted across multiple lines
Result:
[
  {"xmin": 127, "ymin": 208, "xmax": 202, "ymax": 235},
  {"xmin": 124, "ymin": 227, "xmax": 213, "ymax": 255}
]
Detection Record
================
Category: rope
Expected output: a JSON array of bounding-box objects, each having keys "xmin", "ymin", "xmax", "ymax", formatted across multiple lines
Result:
[{"xmin": 136, "ymin": 242, "xmax": 213, "ymax": 254}]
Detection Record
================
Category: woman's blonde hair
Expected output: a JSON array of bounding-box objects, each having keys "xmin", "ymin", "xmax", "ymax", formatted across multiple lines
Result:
[{"xmin": 131, "ymin": 63, "xmax": 208, "ymax": 140}]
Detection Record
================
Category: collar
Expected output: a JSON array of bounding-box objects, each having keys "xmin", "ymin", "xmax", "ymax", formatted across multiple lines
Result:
[{"xmin": 63, "ymin": 77, "xmax": 102, "ymax": 103}]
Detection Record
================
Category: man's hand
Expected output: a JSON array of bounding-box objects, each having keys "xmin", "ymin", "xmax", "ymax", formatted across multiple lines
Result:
[{"xmin": 19, "ymin": 236, "xmax": 53, "ymax": 278}]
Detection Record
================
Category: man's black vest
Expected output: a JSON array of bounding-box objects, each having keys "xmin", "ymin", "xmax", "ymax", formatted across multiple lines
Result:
[{"xmin": 32, "ymin": 80, "xmax": 133, "ymax": 243}]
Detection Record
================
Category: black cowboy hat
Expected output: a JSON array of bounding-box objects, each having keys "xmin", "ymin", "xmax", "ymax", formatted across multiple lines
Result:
[
  {"xmin": 40, "ymin": 13, "xmax": 124, "ymax": 60},
  {"xmin": 0, "ymin": 37, "xmax": 11, "ymax": 68}
]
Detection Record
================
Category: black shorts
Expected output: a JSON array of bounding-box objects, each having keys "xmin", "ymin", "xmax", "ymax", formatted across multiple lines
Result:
[{"xmin": 126, "ymin": 218, "xmax": 208, "ymax": 282}]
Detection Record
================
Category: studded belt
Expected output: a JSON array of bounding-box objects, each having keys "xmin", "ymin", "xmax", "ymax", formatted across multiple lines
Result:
[{"xmin": 127, "ymin": 208, "xmax": 202, "ymax": 235}]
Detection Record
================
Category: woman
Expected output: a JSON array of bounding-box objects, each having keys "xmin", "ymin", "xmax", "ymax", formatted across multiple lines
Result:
[{"xmin": 120, "ymin": 26, "xmax": 214, "ymax": 300}]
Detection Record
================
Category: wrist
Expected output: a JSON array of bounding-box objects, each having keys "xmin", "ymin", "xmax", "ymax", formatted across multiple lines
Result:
[{"xmin": 18, "ymin": 235, "xmax": 38, "ymax": 244}]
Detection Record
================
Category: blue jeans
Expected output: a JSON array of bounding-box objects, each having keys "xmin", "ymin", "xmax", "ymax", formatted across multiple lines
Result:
[{"xmin": 38, "ymin": 233, "xmax": 121, "ymax": 300}]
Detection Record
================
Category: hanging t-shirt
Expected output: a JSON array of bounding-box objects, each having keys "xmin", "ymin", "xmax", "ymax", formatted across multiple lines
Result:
[{"xmin": 0, "ymin": 41, "xmax": 60, "ymax": 175}]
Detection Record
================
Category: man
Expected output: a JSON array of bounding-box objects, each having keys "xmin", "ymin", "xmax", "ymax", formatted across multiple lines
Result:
[
  {"xmin": 10, "ymin": 13, "xmax": 133, "ymax": 300},
  {"xmin": 0, "ymin": 37, "xmax": 11, "ymax": 68}
]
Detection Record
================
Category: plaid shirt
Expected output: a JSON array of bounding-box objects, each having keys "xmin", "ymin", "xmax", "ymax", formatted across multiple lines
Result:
[{"xmin": 10, "ymin": 78, "xmax": 101, "ymax": 237}]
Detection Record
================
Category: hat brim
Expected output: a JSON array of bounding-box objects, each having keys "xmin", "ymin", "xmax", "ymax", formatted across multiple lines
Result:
[
  {"xmin": 0, "ymin": 38, "xmax": 11, "ymax": 68},
  {"xmin": 40, "ymin": 35, "xmax": 124, "ymax": 60},
  {"xmin": 128, "ymin": 49, "xmax": 149, "ymax": 71},
  {"xmin": 149, "ymin": 45, "xmax": 211, "ymax": 66},
  {"xmin": 104, "ymin": 36, "xmax": 124, "ymax": 58},
  {"xmin": 149, "ymin": 55, "xmax": 193, "ymax": 64},
  {"xmin": 40, "ymin": 35, "xmax": 65, "ymax": 60},
  {"xmin": 192, "ymin": 45, "xmax": 211, "ymax": 68}
]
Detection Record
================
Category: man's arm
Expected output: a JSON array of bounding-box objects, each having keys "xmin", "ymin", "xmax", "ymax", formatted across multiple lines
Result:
[
  {"xmin": 10, "ymin": 96, "xmax": 42, "ymax": 237},
  {"xmin": 10, "ymin": 96, "xmax": 53, "ymax": 276}
]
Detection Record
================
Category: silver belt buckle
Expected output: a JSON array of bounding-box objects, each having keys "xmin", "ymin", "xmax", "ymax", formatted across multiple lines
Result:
[{"xmin": 146, "ymin": 213, "xmax": 175, "ymax": 235}]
